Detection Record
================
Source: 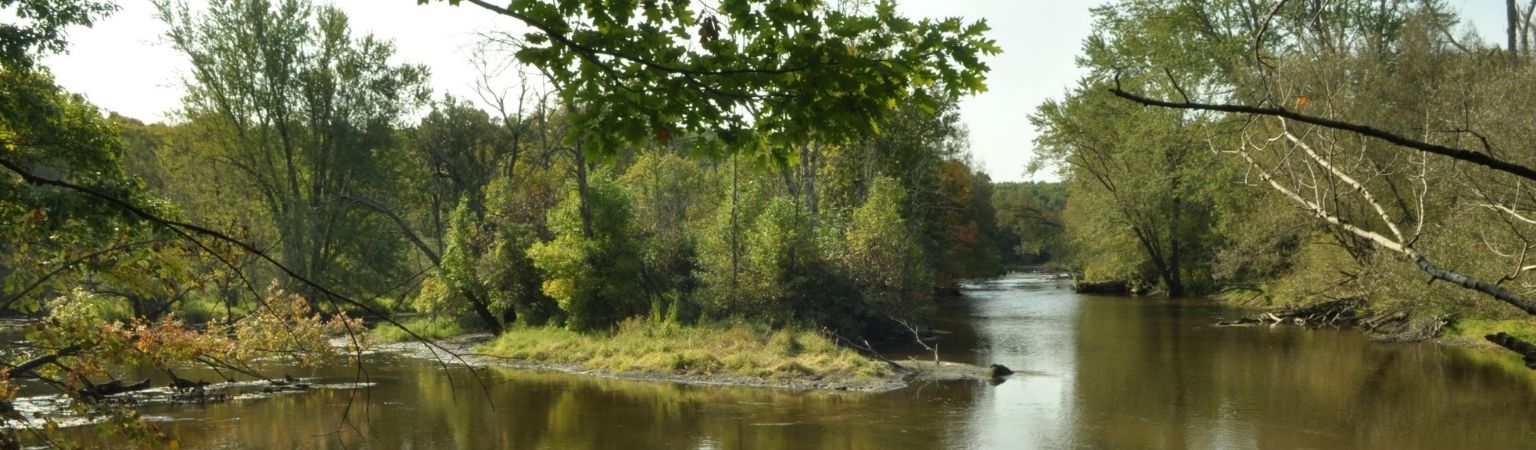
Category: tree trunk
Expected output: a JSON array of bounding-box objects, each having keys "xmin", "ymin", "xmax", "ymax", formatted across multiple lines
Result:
[
  {"xmin": 466, "ymin": 291, "xmax": 503, "ymax": 334},
  {"xmin": 574, "ymin": 143, "xmax": 594, "ymax": 239},
  {"xmin": 1164, "ymin": 155, "xmax": 1187, "ymax": 298},
  {"xmin": 1130, "ymin": 226, "xmax": 1183, "ymax": 297},
  {"xmin": 1511, "ymin": 0, "xmax": 1520, "ymax": 67},
  {"xmin": 804, "ymin": 143, "xmax": 820, "ymax": 216},
  {"xmin": 730, "ymin": 153, "xmax": 740, "ymax": 303}
]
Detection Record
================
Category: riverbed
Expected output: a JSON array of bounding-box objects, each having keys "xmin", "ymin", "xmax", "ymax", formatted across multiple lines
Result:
[{"xmin": 42, "ymin": 272, "xmax": 1536, "ymax": 448}]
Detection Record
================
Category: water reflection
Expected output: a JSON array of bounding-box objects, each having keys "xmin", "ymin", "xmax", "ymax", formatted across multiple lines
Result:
[
  {"xmin": 57, "ymin": 354, "xmax": 984, "ymax": 449},
  {"xmin": 1064, "ymin": 289, "xmax": 1536, "ymax": 449},
  {"xmin": 41, "ymin": 272, "xmax": 1536, "ymax": 449},
  {"xmin": 952, "ymin": 273, "xmax": 1082, "ymax": 449}
]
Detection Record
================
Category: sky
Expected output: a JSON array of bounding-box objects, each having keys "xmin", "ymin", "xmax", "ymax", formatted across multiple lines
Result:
[{"xmin": 38, "ymin": 0, "xmax": 1515, "ymax": 182}]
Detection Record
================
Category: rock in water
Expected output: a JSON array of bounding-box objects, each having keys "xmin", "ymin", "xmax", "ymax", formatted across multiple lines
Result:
[{"xmin": 989, "ymin": 364, "xmax": 1014, "ymax": 378}]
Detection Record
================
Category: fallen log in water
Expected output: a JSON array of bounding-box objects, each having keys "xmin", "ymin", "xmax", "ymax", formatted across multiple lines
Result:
[
  {"xmin": 1485, "ymin": 333, "xmax": 1536, "ymax": 369},
  {"xmin": 1217, "ymin": 298, "xmax": 1364, "ymax": 329},
  {"xmin": 78, "ymin": 378, "xmax": 152, "ymax": 400}
]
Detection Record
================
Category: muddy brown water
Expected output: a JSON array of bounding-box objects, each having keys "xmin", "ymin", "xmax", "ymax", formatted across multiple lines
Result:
[{"xmin": 25, "ymin": 272, "xmax": 1536, "ymax": 448}]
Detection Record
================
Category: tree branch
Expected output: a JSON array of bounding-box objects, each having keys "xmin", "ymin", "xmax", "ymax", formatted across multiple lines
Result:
[
  {"xmin": 335, "ymin": 190, "xmax": 440, "ymax": 265},
  {"xmin": 1233, "ymin": 135, "xmax": 1536, "ymax": 315},
  {"xmin": 1109, "ymin": 80, "xmax": 1536, "ymax": 182},
  {"xmin": 0, "ymin": 156, "xmax": 482, "ymax": 372}
]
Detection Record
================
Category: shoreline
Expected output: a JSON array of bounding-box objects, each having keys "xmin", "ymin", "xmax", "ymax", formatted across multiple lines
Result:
[
  {"xmin": 1208, "ymin": 300, "xmax": 1536, "ymax": 370},
  {"xmin": 377, "ymin": 334, "xmax": 921, "ymax": 393}
]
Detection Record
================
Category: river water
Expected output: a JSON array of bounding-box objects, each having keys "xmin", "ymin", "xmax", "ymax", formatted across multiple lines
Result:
[{"xmin": 46, "ymin": 272, "xmax": 1536, "ymax": 448}]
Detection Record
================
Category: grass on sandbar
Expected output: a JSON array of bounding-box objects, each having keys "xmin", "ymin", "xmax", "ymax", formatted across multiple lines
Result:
[{"xmin": 481, "ymin": 319, "xmax": 891, "ymax": 383}]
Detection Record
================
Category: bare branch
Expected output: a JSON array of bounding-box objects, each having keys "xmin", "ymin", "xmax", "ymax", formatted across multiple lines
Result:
[
  {"xmin": 1282, "ymin": 124, "xmax": 1406, "ymax": 242},
  {"xmin": 1232, "ymin": 133, "xmax": 1536, "ymax": 315},
  {"xmin": 1108, "ymin": 80, "xmax": 1536, "ymax": 182}
]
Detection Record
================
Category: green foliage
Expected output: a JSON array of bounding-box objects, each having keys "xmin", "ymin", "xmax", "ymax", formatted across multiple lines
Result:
[
  {"xmin": 159, "ymin": 0, "xmax": 430, "ymax": 298},
  {"xmin": 481, "ymin": 171, "xmax": 561, "ymax": 326},
  {"xmin": 45, "ymin": 288, "xmax": 133, "ymax": 325},
  {"xmin": 425, "ymin": 193, "xmax": 558, "ymax": 329},
  {"xmin": 438, "ymin": 199, "xmax": 486, "ymax": 309},
  {"xmin": 835, "ymin": 177, "xmax": 929, "ymax": 317},
  {"xmin": 819, "ymin": 95, "xmax": 1008, "ymax": 286},
  {"xmin": 694, "ymin": 178, "xmax": 817, "ymax": 322},
  {"xmin": 428, "ymin": 0, "xmax": 997, "ymax": 159},
  {"xmin": 1037, "ymin": 0, "xmax": 1536, "ymax": 328},
  {"xmin": 622, "ymin": 151, "xmax": 712, "ymax": 320},
  {"xmin": 411, "ymin": 273, "xmax": 461, "ymax": 316},
  {"xmin": 993, "ymin": 181, "xmax": 1067, "ymax": 264},
  {"xmin": 0, "ymin": 0, "xmax": 117, "ymax": 68},
  {"xmin": 528, "ymin": 173, "xmax": 644, "ymax": 330},
  {"xmin": 1032, "ymin": 81, "xmax": 1223, "ymax": 294},
  {"xmin": 373, "ymin": 315, "xmax": 473, "ymax": 343},
  {"xmin": 0, "ymin": 48, "xmax": 199, "ymax": 320}
]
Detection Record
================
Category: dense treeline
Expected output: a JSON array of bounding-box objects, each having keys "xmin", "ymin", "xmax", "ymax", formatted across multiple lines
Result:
[
  {"xmin": 113, "ymin": 13, "xmax": 1014, "ymax": 335},
  {"xmin": 1036, "ymin": 0, "xmax": 1536, "ymax": 331},
  {"xmin": 131, "ymin": 0, "xmax": 1015, "ymax": 337},
  {"xmin": 992, "ymin": 181, "xmax": 1066, "ymax": 265}
]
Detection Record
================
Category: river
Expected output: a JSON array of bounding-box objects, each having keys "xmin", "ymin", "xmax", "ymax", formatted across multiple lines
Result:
[{"xmin": 43, "ymin": 272, "xmax": 1536, "ymax": 448}]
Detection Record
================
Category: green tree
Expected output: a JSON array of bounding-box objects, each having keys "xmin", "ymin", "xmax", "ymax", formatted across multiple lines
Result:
[
  {"xmin": 622, "ymin": 151, "xmax": 714, "ymax": 321},
  {"xmin": 432, "ymin": 199, "xmax": 505, "ymax": 331},
  {"xmin": 1033, "ymin": 82, "xmax": 1221, "ymax": 296},
  {"xmin": 0, "ymin": 0, "xmax": 162, "ymax": 318},
  {"xmin": 481, "ymin": 170, "xmax": 561, "ymax": 326},
  {"xmin": 992, "ymin": 181, "xmax": 1066, "ymax": 264},
  {"xmin": 1, "ymin": 2, "xmax": 375, "ymax": 444},
  {"xmin": 159, "ymin": 0, "xmax": 430, "ymax": 299},
  {"xmin": 834, "ymin": 176, "xmax": 928, "ymax": 319},
  {"xmin": 528, "ymin": 173, "xmax": 643, "ymax": 330},
  {"xmin": 410, "ymin": 96, "xmax": 512, "ymax": 243}
]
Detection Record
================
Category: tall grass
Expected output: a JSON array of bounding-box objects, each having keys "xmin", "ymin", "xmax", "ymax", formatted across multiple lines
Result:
[
  {"xmin": 482, "ymin": 319, "xmax": 891, "ymax": 383},
  {"xmin": 372, "ymin": 316, "xmax": 473, "ymax": 342}
]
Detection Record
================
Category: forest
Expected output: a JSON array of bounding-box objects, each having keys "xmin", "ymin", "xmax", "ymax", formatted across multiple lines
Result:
[
  {"xmin": 8, "ymin": 0, "xmax": 1536, "ymax": 447},
  {"xmin": 0, "ymin": 0, "xmax": 1061, "ymax": 444}
]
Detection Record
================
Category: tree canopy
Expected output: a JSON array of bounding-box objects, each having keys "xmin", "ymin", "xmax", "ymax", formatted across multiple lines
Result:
[{"xmin": 431, "ymin": 0, "xmax": 999, "ymax": 161}]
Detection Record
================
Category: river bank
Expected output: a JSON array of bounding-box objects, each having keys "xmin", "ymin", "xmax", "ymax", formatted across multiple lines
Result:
[{"xmin": 1208, "ymin": 294, "xmax": 1536, "ymax": 369}]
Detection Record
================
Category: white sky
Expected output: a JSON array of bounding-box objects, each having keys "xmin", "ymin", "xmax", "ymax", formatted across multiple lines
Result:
[{"xmin": 39, "ymin": 0, "xmax": 1513, "ymax": 182}]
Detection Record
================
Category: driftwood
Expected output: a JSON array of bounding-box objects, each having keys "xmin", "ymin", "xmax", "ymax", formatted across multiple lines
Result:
[
  {"xmin": 1364, "ymin": 311, "xmax": 1447, "ymax": 343},
  {"xmin": 1215, "ymin": 299, "xmax": 1450, "ymax": 342},
  {"xmin": 820, "ymin": 328, "xmax": 903, "ymax": 371},
  {"xmin": 1218, "ymin": 298, "xmax": 1363, "ymax": 328},
  {"xmin": 78, "ymin": 378, "xmax": 152, "ymax": 400},
  {"xmin": 262, "ymin": 373, "xmax": 313, "ymax": 393},
  {"xmin": 166, "ymin": 370, "xmax": 211, "ymax": 393},
  {"xmin": 1485, "ymin": 333, "xmax": 1536, "ymax": 369}
]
